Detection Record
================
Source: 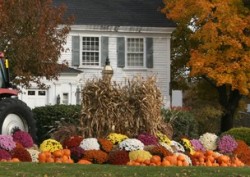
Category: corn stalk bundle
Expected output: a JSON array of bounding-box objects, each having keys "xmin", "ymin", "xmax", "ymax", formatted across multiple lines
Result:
[{"xmin": 80, "ymin": 75, "xmax": 169, "ymax": 138}]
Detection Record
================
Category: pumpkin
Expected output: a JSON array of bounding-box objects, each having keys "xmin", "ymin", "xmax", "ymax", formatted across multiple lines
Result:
[{"xmin": 78, "ymin": 159, "xmax": 92, "ymax": 164}]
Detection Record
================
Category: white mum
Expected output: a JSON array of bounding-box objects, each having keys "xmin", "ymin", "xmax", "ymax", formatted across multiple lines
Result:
[
  {"xmin": 199, "ymin": 132, "xmax": 218, "ymax": 151},
  {"xmin": 171, "ymin": 140, "xmax": 185, "ymax": 153},
  {"xmin": 79, "ymin": 138, "xmax": 100, "ymax": 150},
  {"xmin": 159, "ymin": 142, "xmax": 174, "ymax": 153},
  {"xmin": 119, "ymin": 138, "xmax": 144, "ymax": 151},
  {"xmin": 27, "ymin": 149, "xmax": 40, "ymax": 162}
]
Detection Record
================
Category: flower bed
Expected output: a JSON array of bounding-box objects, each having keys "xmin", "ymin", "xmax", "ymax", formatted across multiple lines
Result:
[{"xmin": 0, "ymin": 130, "xmax": 249, "ymax": 167}]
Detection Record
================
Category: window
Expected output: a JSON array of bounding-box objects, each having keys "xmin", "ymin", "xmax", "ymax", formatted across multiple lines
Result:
[
  {"xmin": 126, "ymin": 38, "xmax": 144, "ymax": 67},
  {"xmin": 81, "ymin": 37, "xmax": 99, "ymax": 66},
  {"xmin": 38, "ymin": 91, "xmax": 46, "ymax": 96},
  {"xmin": 62, "ymin": 93, "xmax": 69, "ymax": 105},
  {"xmin": 72, "ymin": 36, "xmax": 108, "ymax": 67},
  {"xmin": 28, "ymin": 91, "xmax": 35, "ymax": 96}
]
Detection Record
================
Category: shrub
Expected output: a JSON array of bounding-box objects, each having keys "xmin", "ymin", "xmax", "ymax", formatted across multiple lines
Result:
[
  {"xmin": 192, "ymin": 105, "xmax": 222, "ymax": 135},
  {"xmin": 223, "ymin": 127, "xmax": 250, "ymax": 145},
  {"xmin": 32, "ymin": 104, "xmax": 81, "ymax": 143},
  {"xmin": 161, "ymin": 108, "xmax": 199, "ymax": 141}
]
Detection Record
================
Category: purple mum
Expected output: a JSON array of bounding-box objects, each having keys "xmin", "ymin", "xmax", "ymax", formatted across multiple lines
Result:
[
  {"xmin": 190, "ymin": 139, "xmax": 206, "ymax": 152},
  {"xmin": 0, "ymin": 135, "xmax": 16, "ymax": 151},
  {"xmin": 13, "ymin": 131, "xmax": 34, "ymax": 148},
  {"xmin": 217, "ymin": 135, "xmax": 238, "ymax": 154},
  {"xmin": 137, "ymin": 133, "xmax": 158, "ymax": 146}
]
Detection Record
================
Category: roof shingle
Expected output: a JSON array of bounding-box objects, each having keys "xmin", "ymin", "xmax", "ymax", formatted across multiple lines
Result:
[{"xmin": 53, "ymin": 0, "xmax": 176, "ymax": 27}]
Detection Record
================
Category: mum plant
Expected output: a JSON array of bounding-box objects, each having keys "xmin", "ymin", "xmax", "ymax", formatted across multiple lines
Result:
[
  {"xmin": 12, "ymin": 130, "xmax": 34, "ymax": 148},
  {"xmin": 107, "ymin": 133, "xmax": 128, "ymax": 145},
  {"xmin": 40, "ymin": 139, "xmax": 63, "ymax": 152},
  {"xmin": 137, "ymin": 133, "xmax": 158, "ymax": 146},
  {"xmin": 0, "ymin": 135, "xmax": 16, "ymax": 151},
  {"xmin": 79, "ymin": 138, "xmax": 100, "ymax": 150},
  {"xmin": 217, "ymin": 135, "xmax": 238, "ymax": 154},
  {"xmin": 199, "ymin": 132, "xmax": 218, "ymax": 151},
  {"xmin": 190, "ymin": 139, "xmax": 206, "ymax": 152},
  {"xmin": 118, "ymin": 138, "xmax": 144, "ymax": 151}
]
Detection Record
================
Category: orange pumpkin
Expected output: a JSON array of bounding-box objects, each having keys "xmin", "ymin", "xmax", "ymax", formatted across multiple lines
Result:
[
  {"xmin": 161, "ymin": 160, "xmax": 171, "ymax": 167},
  {"xmin": 10, "ymin": 158, "xmax": 20, "ymax": 162},
  {"xmin": 38, "ymin": 153, "xmax": 46, "ymax": 162},
  {"xmin": 62, "ymin": 149, "xmax": 71, "ymax": 156},
  {"xmin": 164, "ymin": 155, "xmax": 177, "ymax": 165},
  {"xmin": 143, "ymin": 159, "xmax": 151, "ymax": 166},
  {"xmin": 53, "ymin": 150, "xmax": 63, "ymax": 158},
  {"xmin": 150, "ymin": 155, "xmax": 161, "ymax": 164},
  {"xmin": 177, "ymin": 154, "xmax": 185, "ymax": 161},
  {"xmin": 78, "ymin": 159, "xmax": 92, "ymax": 165}
]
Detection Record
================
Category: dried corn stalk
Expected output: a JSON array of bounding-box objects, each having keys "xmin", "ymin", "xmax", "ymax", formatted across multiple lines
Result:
[{"xmin": 80, "ymin": 75, "xmax": 172, "ymax": 138}]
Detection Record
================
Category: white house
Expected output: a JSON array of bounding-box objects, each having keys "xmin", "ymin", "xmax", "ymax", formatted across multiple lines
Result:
[{"xmin": 19, "ymin": 0, "xmax": 176, "ymax": 108}]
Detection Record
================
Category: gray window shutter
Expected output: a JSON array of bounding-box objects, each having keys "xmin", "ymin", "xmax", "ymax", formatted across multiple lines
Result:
[
  {"xmin": 146, "ymin": 38, "xmax": 153, "ymax": 68},
  {"xmin": 101, "ymin": 37, "xmax": 109, "ymax": 66},
  {"xmin": 117, "ymin": 37, "xmax": 125, "ymax": 68},
  {"xmin": 72, "ymin": 36, "xmax": 80, "ymax": 66}
]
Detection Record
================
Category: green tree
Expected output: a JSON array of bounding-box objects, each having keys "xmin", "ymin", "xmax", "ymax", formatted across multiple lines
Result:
[
  {"xmin": 162, "ymin": 0, "xmax": 250, "ymax": 132},
  {"xmin": 0, "ymin": 0, "xmax": 73, "ymax": 87}
]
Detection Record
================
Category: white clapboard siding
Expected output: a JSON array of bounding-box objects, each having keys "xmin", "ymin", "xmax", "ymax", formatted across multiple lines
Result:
[
  {"xmin": 20, "ymin": 27, "xmax": 173, "ymax": 108},
  {"xmin": 58, "ymin": 30, "xmax": 172, "ymax": 107}
]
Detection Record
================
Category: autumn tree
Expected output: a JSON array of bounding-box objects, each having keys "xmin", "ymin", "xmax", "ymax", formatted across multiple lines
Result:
[
  {"xmin": 170, "ymin": 24, "xmax": 192, "ymax": 90},
  {"xmin": 162, "ymin": 0, "xmax": 250, "ymax": 132},
  {"xmin": 0, "ymin": 0, "xmax": 73, "ymax": 87}
]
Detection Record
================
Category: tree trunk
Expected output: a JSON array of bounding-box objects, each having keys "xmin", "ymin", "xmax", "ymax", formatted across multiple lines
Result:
[{"xmin": 217, "ymin": 86, "xmax": 242, "ymax": 133}]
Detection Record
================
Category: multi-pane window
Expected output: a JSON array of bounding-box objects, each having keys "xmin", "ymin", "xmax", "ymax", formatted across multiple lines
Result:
[
  {"xmin": 38, "ymin": 91, "xmax": 46, "ymax": 96},
  {"xmin": 82, "ymin": 37, "xmax": 99, "ymax": 66},
  {"xmin": 62, "ymin": 93, "xmax": 69, "ymax": 105},
  {"xmin": 127, "ymin": 38, "xmax": 144, "ymax": 67},
  {"xmin": 27, "ymin": 90, "xmax": 46, "ymax": 96}
]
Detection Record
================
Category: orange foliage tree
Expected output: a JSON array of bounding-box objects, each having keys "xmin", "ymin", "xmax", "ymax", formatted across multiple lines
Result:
[
  {"xmin": 0, "ymin": 0, "xmax": 73, "ymax": 87},
  {"xmin": 162, "ymin": 0, "xmax": 250, "ymax": 132}
]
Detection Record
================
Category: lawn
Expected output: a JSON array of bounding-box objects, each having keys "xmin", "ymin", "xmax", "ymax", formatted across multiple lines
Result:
[{"xmin": 0, "ymin": 163, "xmax": 250, "ymax": 177}]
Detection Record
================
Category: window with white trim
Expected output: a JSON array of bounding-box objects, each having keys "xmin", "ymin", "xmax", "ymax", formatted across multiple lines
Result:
[
  {"xmin": 81, "ymin": 37, "xmax": 99, "ymax": 66},
  {"xmin": 38, "ymin": 91, "xmax": 46, "ymax": 96},
  {"xmin": 126, "ymin": 38, "xmax": 144, "ymax": 67},
  {"xmin": 28, "ymin": 91, "xmax": 35, "ymax": 96},
  {"xmin": 62, "ymin": 93, "xmax": 69, "ymax": 105}
]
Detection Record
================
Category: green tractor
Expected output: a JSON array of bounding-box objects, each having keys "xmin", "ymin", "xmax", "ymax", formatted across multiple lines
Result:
[{"xmin": 0, "ymin": 52, "xmax": 36, "ymax": 140}]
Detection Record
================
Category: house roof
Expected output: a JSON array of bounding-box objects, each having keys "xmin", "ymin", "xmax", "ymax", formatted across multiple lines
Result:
[
  {"xmin": 61, "ymin": 66, "xmax": 83, "ymax": 74},
  {"xmin": 53, "ymin": 0, "xmax": 176, "ymax": 28}
]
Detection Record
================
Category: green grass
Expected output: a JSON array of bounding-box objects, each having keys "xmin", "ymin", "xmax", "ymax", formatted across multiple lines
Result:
[{"xmin": 0, "ymin": 163, "xmax": 250, "ymax": 177}]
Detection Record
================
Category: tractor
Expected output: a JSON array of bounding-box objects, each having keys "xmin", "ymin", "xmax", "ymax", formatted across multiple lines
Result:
[{"xmin": 0, "ymin": 51, "xmax": 36, "ymax": 140}]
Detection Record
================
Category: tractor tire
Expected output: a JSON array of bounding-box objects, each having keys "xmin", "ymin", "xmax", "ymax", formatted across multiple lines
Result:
[{"xmin": 0, "ymin": 98, "xmax": 36, "ymax": 141}]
